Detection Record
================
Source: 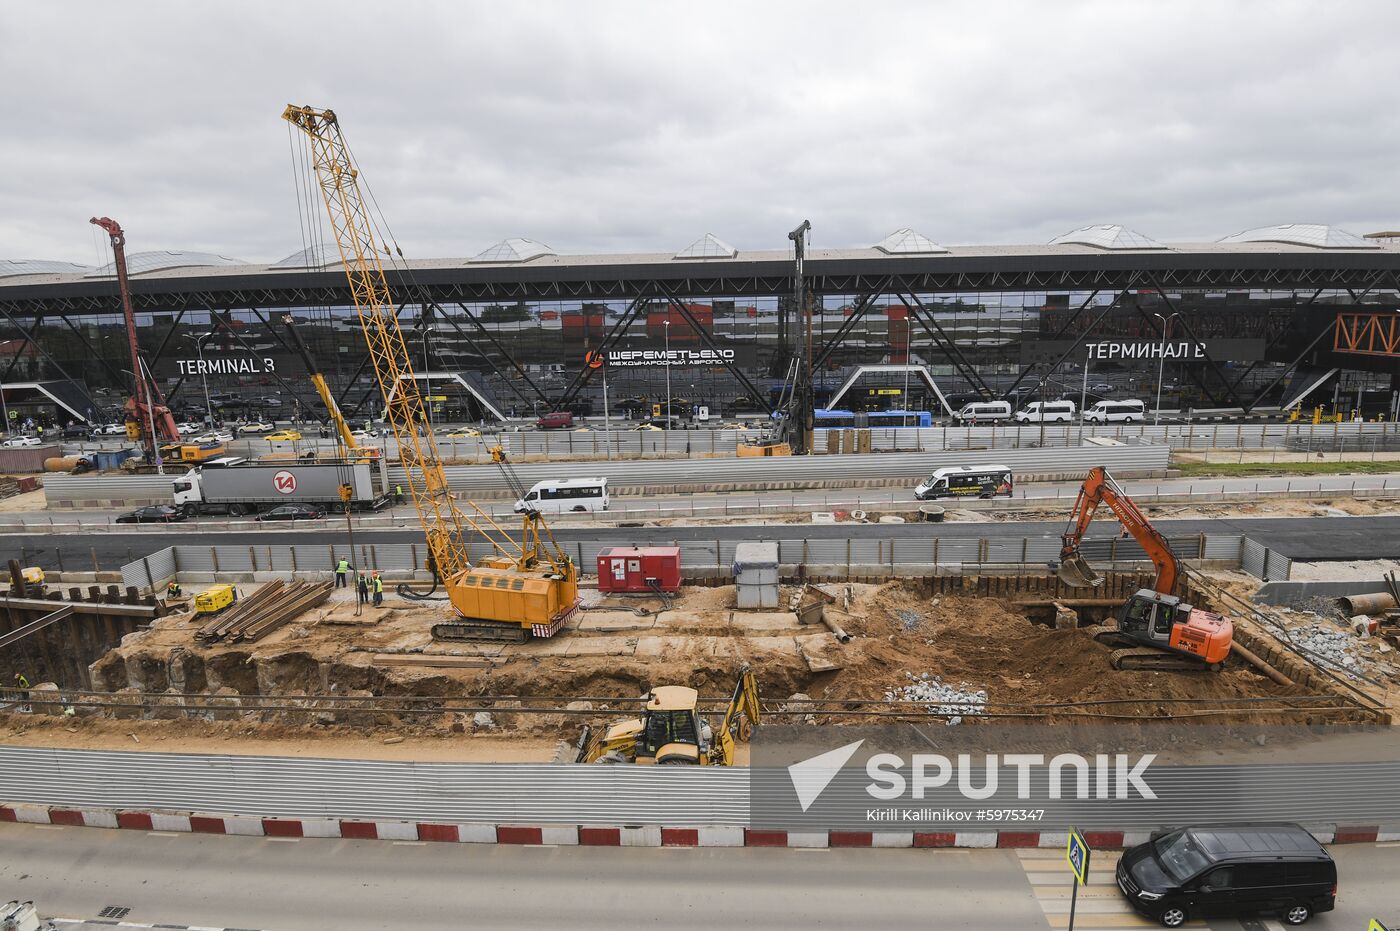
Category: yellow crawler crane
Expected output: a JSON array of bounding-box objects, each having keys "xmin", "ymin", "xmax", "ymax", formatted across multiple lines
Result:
[
  {"xmin": 576, "ymin": 666, "xmax": 761, "ymax": 765},
  {"xmin": 283, "ymin": 105, "xmax": 578, "ymax": 641}
]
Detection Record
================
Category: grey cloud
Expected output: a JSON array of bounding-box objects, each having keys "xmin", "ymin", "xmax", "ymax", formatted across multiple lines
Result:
[{"xmin": 2, "ymin": 0, "xmax": 1398, "ymax": 264}]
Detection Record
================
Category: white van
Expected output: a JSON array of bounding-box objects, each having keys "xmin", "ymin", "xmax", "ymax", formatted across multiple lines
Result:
[
  {"xmin": 515, "ymin": 477, "xmax": 609, "ymax": 514},
  {"xmin": 953, "ymin": 400, "xmax": 1013, "ymax": 423},
  {"xmin": 915, "ymin": 465, "xmax": 1014, "ymax": 500},
  {"xmin": 1083, "ymin": 399, "xmax": 1145, "ymax": 423},
  {"xmin": 1014, "ymin": 400, "xmax": 1076, "ymax": 423}
]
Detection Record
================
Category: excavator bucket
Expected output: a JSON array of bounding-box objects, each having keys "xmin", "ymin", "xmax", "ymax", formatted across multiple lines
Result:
[{"xmin": 1057, "ymin": 552, "xmax": 1105, "ymax": 589}]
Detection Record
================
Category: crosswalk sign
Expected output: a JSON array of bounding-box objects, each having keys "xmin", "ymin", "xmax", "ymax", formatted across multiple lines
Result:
[
  {"xmin": 1370, "ymin": 920, "xmax": 1389, "ymax": 931},
  {"xmin": 1066, "ymin": 828, "xmax": 1091, "ymax": 886}
]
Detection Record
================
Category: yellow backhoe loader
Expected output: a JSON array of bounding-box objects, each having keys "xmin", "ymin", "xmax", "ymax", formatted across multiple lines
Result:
[{"xmin": 575, "ymin": 666, "xmax": 760, "ymax": 765}]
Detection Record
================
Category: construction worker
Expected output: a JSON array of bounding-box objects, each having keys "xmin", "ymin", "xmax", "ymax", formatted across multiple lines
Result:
[
  {"xmin": 356, "ymin": 571, "xmax": 369, "ymax": 606},
  {"xmin": 395, "ymin": 483, "xmax": 404, "ymax": 505},
  {"xmin": 334, "ymin": 557, "xmax": 350, "ymax": 588},
  {"xmin": 13, "ymin": 673, "xmax": 29, "ymax": 712},
  {"xmin": 372, "ymin": 571, "xmax": 384, "ymax": 607},
  {"xmin": 166, "ymin": 579, "xmax": 182, "ymax": 598}
]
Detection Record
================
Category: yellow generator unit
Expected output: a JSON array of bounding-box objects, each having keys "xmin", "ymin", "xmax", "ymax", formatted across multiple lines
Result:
[{"xmin": 194, "ymin": 584, "xmax": 237, "ymax": 615}]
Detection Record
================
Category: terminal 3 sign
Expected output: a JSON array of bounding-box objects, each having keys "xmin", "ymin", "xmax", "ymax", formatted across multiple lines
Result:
[
  {"xmin": 175, "ymin": 355, "xmax": 279, "ymax": 376},
  {"xmin": 1022, "ymin": 338, "xmax": 1265, "ymax": 365}
]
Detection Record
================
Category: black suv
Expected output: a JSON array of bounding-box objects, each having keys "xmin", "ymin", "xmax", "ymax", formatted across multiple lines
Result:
[{"xmin": 1117, "ymin": 823, "xmax": 1336, "ymax": 926}]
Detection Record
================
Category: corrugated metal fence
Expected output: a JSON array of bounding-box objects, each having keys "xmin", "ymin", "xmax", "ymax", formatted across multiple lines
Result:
[
  {"xmin": 121, "ymin": 532, "xmax": 1269, "ymax": 590},
  {"xmin": 1242, "ymin": 537, "xmax": 1294, "ymax": 583},
  {"xmin": 0, "ymin": 745, "xmax": 749, "ymax": 824}
]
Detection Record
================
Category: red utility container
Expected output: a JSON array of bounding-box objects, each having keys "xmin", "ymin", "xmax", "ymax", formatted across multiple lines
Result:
[{"xmin": 597, "ymin": 546, "xmax": 682, "ymax": 594}]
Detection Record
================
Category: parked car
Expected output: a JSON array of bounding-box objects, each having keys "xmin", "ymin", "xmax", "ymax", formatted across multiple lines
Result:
[
  {"xmin": 256, "ymin": 504, "xmax": 326, "ymax": 521},
  {"xmin": 96, "ymin": 422, "xmax": 127, "ymax": 436},
  {"xmin": 62, "ymin": 424, "xmax": 91, "ymax": 439},
  {"xmin": 536, "ymin": 411, "xmax": 574, "ymax": 429},
  {"xmin": 1089, "ymin": 382, "xmax": 1115, "ymax": 393},
  {"xmin": 115, "ymin": 505, "xmax": 186, "ymax": 524},
  {"xmin": 1117, "ymin": 822, "xmax": 1336, "ymax": 927},
  {"xmin": 239, "ymin": 421, "xmax": 275, "ymax": 435},
  {"xmin": 266, "ymin": 430, "xmax": 303, "ymax": 442},
  {"xmin": 2, "ymin": 436, "xmax": 41, "ymax": 447},
  {"xmin": 193, "ymin": 431, "xmax": 233, "ymax": 444}
]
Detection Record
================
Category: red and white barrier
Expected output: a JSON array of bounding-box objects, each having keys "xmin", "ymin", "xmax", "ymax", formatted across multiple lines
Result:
[{"xmin": 0, "ymin": 804, "xmax": 1383, "ymax": 849}]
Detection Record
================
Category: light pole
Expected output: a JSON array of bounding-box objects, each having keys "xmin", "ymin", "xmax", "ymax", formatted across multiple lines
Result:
[
  {"xmin": 188, "ymin": 331, "xmax": 216, "ymax": 428},
  {"xmin": 663, "ymin": 319, "xmax": 672, "ymax": 429},
  {"xmin": 602, "ymin": 358, "xmax": 611, "ymax": 459},
  {"xmin": 1078, "ymin": 349, "xmax": 1090, "ymax": 444},
  {"xmin": 1153, "ymin": 312, "xmax": 1179, "ymax": 426}
]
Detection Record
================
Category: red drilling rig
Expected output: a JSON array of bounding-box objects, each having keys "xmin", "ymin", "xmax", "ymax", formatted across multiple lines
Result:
[{"xmin": 89, "ymin": 217, "xmax": 181, "ymax": 462}]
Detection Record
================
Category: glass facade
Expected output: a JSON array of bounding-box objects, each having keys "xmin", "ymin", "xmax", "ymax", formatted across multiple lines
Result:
[{"xmin": 0, "ymin": 286, "xmax": 1393, "ymax": 424}]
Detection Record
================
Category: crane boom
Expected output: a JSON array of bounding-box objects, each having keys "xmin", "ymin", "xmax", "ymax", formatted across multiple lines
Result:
[
  {"xmin": 279, "ymin": 313, "xmax": 363, "ymax": 454},
  {"xmin": 1057, "ymin": 466, "xmax": 1179, "ymax": 594},
  {"xmin": 281, "ymin": 105, "xmax": 471, "ymax": 580}
]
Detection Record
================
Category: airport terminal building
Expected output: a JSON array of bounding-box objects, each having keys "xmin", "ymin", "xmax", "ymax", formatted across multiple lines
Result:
[{"xmin": 0, "ymin": 223, "xmax": 1396, "ymax": 425}]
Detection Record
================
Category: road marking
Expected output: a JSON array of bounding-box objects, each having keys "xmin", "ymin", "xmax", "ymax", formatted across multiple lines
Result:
[
  {"xmin": 793, "ymin": 847, "xmax": 829, "ymax": 852},
  {"xmin": 265, "ymin": 837, "xmax": 300, "ymax": 843},
  {"xmin": 1016, "ymin": 854, "xmax": 1207, "ymax": 929},
  {"xmin": 524, "ymin": 844, "xmax": 558, "ymax": 848},
  {"xmin": 33, "ymin": 824, "xmax": 65, "ymax": 831},
  {"xmin": 392, "ymin": 841, "xmax": 426, "ymax": 846},
  {"xmin": 1375, "ymin": 841, "xmax": 1400, "ymax": 847},
  {"xmin": 146, "ymin": 831, "xmax": 181, "ymax": 837}
]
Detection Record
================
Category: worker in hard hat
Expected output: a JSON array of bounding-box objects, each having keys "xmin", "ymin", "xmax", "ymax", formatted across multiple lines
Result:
[{"xmin": 372, "ymin": 571, "xmax": 384, "ymax": 607}]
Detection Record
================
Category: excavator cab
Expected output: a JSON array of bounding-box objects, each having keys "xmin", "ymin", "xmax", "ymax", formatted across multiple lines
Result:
[{"xmin": 1104, "ymin": 589, "xmax": 1233, "ymax": 669}]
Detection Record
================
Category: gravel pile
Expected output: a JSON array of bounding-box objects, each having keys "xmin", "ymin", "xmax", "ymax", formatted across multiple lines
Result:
[
  {"xmin": 886, "ymin": 672, "xmax": 987, "ymax": 724},
  {"xmin": 1290, "ymin": 624, "xmax": 1363, "ymax": 677},
  {"xmin": 894, "ymin": 609, "xmax": 924, "ymax": 631}
]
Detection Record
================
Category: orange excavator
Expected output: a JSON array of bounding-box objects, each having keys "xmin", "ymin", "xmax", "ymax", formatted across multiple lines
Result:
[{"xmin": 1057, "ymin": 466, "xmax": 1233, "ymax": 671}]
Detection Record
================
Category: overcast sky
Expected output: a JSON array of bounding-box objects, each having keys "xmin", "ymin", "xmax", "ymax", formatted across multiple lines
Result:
[{"xmin": 3, "ymin": 1, "xmax": 1398, "ymax": 265}]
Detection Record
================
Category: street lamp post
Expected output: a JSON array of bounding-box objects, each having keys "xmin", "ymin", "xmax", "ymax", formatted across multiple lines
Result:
[
  {"xmin": 1078, "ymin": 351, "xmax": 1090, "ymax": 444},
  {"xmin": 1153, "ymin": 312, "xmax": 1180, "ymax": 426},
  {"xmin": 189, "ymin": 331, "xmax": 216, "ymax": 428},
  {"xmin": 663, "ymin": 320, "xmax": 672, "ymax": 429}
]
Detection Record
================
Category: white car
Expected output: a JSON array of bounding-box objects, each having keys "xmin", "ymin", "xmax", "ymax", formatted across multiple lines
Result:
[
  {"xmin": 239, "ymin": 421, "xmax": 275, "ymax": 435},
  {"xmin": 2, "ymin": 436, "xmax": 41, "ymax": 447},
  {"xmin": 349, "ymin": 430, "xmax": 377, "ymax": 443},
  {"xmin": 177, "ymin": 422, "xmax": 201, "ymax": 436},
  {"xmin": 97, "ymin": 423, "xmax": 126, "ymax": 436},
  {"xmin": 193, "ymin": 431, "xmax": 233, "ymax": 444}
]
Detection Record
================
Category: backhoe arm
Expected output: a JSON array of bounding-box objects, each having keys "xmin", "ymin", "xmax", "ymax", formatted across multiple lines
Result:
[{"xmin": 1058, "ymin": 466, "xmax": 1180, "ymax": 594}]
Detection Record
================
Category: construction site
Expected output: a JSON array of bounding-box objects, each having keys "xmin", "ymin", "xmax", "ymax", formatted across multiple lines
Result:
[{"xmin": 2, "ymin": 105, "xmax": 1398, "ymax": 775}]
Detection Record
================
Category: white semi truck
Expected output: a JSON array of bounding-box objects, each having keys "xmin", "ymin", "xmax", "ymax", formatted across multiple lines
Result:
[{"xmin": 172, "ymin": 456, "xmax": 391, "ymax": 517}]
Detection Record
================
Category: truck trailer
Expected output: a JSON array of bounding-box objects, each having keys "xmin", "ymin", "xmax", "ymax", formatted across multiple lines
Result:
[{"xmin": 172, "ymin": 457, "xmax": 390, "ymax": 517}]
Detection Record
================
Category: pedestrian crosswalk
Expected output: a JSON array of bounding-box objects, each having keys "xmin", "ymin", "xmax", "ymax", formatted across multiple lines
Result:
[{"xmin": 1015, "ymin": 848, "xmax": 1204, "ymax": 929}]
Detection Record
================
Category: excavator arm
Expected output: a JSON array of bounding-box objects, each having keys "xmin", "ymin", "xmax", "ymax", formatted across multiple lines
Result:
[
  {"xmin": 1057, "ymin": 466, "xmax": 1180, "ymax": 594},
  {"xmin": 713, "ymin": 665, "xmax": 760, "ymax": 765}
]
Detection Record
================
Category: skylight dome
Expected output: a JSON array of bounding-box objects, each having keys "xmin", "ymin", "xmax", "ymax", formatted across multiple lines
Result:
[
  {"xmin": 1219, "ymin": 224, "xmax": 1378, "ymax": 249},
  {"xmin": 0, "ymin": 259, "xmax": 92, "ymax": 279},
  {"xmin": 84, "ymin": 251, "xmax": 247, "ymax": 277},
  {"xmin": 271, "ymin": 243, "xmax": 343, "ymax": 268},
  {"xmin": 1051, "ymin": 225, "xmax": 1166, "ymax": 250},
  {"xmin": 468, "ymin": 238, "xmax": 555, "ymax": 263},
  {"xmin": 674, "ymin": 233, "xmax": 737, "ymax": 260},
  {"xmin": 873, "ymin": 228, "xmax": 948, "ymax": 255}
]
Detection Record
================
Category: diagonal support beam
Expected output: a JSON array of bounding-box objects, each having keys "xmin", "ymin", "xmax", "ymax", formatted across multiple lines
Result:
[
  {"xmin": 810, "ymin": 289, "xmax": 887, "ymax": 374},
  {"xmin": 900, "ymin": 291, "xmax": 992, "ymax": 396},
  {"xmin": 445, "ymin": 301, "xmax": 549, "ymax": 406},
  {"xmin": 554, "ymin": 296, "xmax": 646, "ymax": 411},
  {"xmin": 656, "ymin": 283, "xmax": 773, "ymax": 415},
  {"xmin": 0, "ymin": 304, "xmax": 98, "ymax": 416},
  {"xmin": 0, "ymin": 605, "xmax": 72, "ymax": 650}
]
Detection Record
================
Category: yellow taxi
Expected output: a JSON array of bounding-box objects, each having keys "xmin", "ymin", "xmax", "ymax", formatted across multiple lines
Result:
[
  {"xmin": 444, "ymin": 428, "xmax": 480, "ymax": 438},
  {"xmin": 266, "ymin": 430, "xmax": 303, "ymax": 442}
]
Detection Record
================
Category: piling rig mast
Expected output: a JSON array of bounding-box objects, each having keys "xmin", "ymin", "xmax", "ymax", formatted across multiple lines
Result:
[{"xmin": 89, "ymin": 217, "xmax": 181, "ymax": 460}]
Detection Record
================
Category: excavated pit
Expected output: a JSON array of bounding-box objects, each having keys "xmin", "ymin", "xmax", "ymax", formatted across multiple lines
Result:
[{"xmin": 68, "ymin": 571, "xmax": 1361, "ymax": 742}]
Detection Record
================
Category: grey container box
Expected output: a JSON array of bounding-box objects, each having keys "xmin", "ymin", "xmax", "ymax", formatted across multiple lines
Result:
[
  {"xmin": 733, "ymin": 541, "xmax": 779, "ymax": 586},
  {"xmin": 736, "ymin": 582, "xmax": 778, "ymax": 609}
]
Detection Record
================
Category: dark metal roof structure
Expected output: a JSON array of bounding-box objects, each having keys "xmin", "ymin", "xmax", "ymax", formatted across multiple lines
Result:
[{"xmin": 2, "ymin": 240, "xmax": 1398, "ymax": 315}]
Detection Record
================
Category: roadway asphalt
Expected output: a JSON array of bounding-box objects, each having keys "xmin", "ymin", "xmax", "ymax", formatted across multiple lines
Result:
[
  {"xmin": 8, "ymin": 515, "xmax": 1399, "ymax": 571},
  {"xmin": 3, "ymin": 822, "xmax": 1395, "ymax": 930}
]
